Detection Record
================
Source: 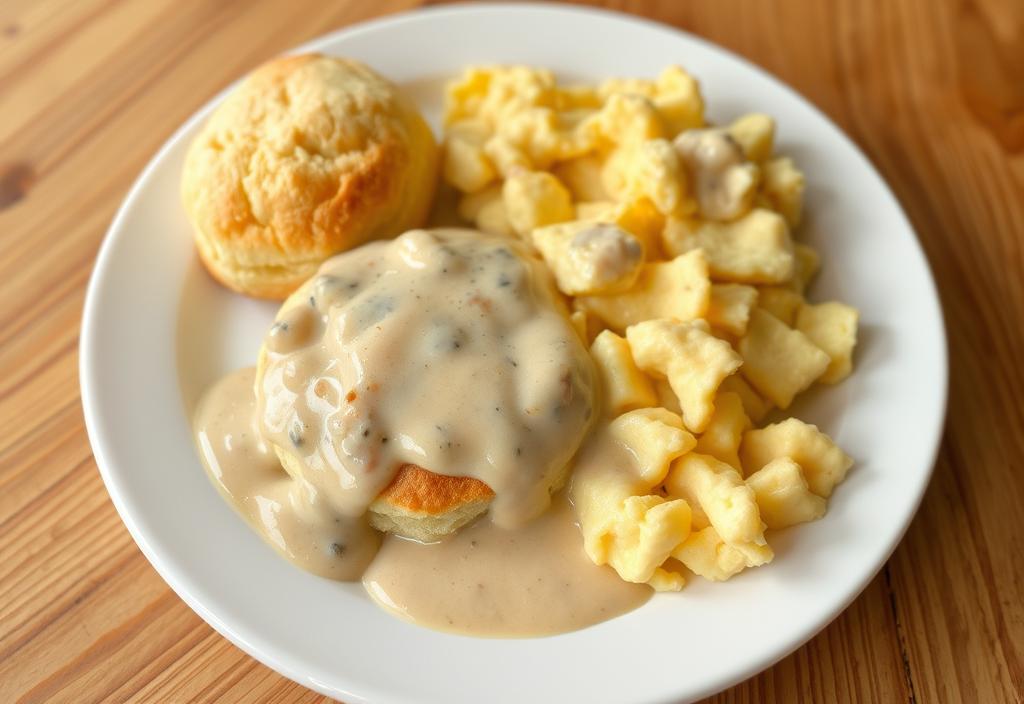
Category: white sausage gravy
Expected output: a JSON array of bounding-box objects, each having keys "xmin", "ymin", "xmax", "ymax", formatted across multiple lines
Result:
[{"xmin": 193, "ymin": 228, "xmax": 650, "ymax": 636}]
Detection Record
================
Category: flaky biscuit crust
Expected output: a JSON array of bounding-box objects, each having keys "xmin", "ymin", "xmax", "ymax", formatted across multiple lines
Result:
[
  {"xmin": 182, "ymin": 54, "xmax": 438, "ymax": 298},
  {"xmin": 374, "ymin": 464, "xmax": 495, "ymax": 514}
]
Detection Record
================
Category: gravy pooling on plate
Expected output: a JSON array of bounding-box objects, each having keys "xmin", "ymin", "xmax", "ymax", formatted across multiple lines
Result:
[
  {"xmin": 362, "ymin": 493, "xmax": 650, "ymax": 637},
  {"xmin": 194, "ymin": 367, "xmax": 381, "ymax": 579},
  {"xmin": 193, "ymin": 228, "xmax": 650, "ymax": 633}
]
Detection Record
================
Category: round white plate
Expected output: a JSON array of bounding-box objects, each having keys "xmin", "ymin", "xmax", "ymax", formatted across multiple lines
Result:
[{"xmin": 81, "ymin": 5, "xmax": 947, "ymax": 703}]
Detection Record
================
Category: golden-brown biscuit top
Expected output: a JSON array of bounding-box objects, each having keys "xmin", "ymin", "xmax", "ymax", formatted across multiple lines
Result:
[
  {"xmin": 376, "ymin": 464, "xmax": 496, "ymax": 515},
  {"xmin": 182, "ymin": 54, "xmax": 437, "ymax": 298}
]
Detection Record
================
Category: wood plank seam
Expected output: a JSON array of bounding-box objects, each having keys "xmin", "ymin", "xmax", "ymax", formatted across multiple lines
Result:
[{"xmin": 884, "ymin": 563, "xmax": 918, "ymax": 704}]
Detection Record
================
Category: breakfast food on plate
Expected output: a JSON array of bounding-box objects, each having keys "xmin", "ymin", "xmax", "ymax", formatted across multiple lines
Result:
[
  {"xmin": 194, "ymin": 228, "xmax": 607, "ymax": 592},
  {"xmin": 191, "ymin": 60, "xmax": 860, "ymax": 637},
  {"xmin": 440, "ymin": 64, "xmax": 858, "ymax": 591},
  {"xmin": 181, "ymin": 54, "xmax": 438, "ymax": 299},
  {"xmin": 249, "ymin": 228, "xmax": 595, "ymax": 546},
  {"xmin": 195, "ymin": 227, "xmax": 659, "ymax": 635}
]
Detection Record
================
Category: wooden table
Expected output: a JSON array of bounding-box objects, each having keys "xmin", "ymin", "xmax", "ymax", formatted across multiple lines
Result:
[{"xmin": 3, "ymin": 1, "xmax": 1022, "ymax": 701}]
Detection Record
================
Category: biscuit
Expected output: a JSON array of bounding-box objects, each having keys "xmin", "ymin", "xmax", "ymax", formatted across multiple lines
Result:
[
  {"xmin": 368, "ymin": 464, "xmax": 494, "ymax": 542},
  {"xmin": 182, "ymin": 54, "xmax": 438, "ymax": 298}
]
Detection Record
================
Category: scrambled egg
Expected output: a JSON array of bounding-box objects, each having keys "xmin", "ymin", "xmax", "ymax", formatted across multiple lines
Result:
[{"xmin": 441, "ymin": 65, "xmax": 859, "ymax": 591}]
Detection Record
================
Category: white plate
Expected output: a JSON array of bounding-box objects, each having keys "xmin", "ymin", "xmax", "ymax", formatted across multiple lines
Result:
[{"xmin": 80, "ymin": 5, "xmax": 948, "ymax": 703}]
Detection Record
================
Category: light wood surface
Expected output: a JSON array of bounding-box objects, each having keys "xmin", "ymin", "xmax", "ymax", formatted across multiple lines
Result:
[{"xmin": 2, "ymin": 1, "xmax": 1022, "ymax": 702}]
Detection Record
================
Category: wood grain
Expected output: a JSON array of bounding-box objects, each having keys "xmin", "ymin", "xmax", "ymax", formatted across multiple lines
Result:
[{"xmin": 2, "ymin": 0, "xmax": 1022, "ymax": 702}]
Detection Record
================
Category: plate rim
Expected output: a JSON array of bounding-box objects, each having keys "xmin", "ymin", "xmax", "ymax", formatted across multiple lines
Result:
[{"xmin": 80, "ymin": 4, "xmax": 949, "ymax": 702}]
